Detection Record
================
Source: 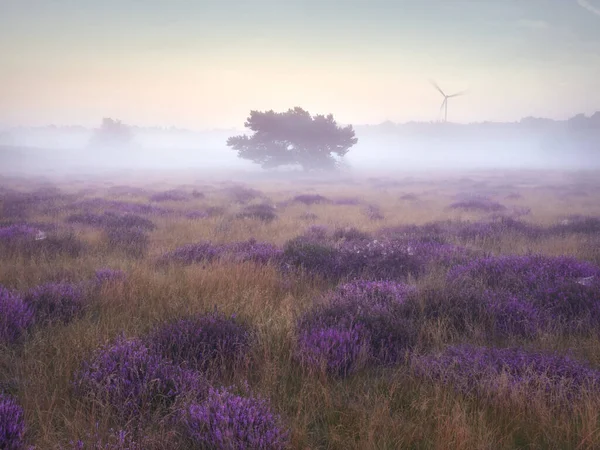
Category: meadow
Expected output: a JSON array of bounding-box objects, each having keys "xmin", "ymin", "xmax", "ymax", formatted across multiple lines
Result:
[{"xmin": 1, "ymin": 169, "xmax": 600, "ymax": 449}]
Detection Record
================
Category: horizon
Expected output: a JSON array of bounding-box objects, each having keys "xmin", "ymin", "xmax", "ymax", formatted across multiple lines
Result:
[
  {"xmin": 2, "ymin": 109, "xmax": 599, "ymax": 134},
  {"xmin": 2, "ymin": 0, "xmax": 600, "ymax": 129}
]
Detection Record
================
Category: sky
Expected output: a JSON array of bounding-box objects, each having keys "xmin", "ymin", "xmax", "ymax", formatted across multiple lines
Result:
[{"xmin": 1, "ymin": 0, "xmax": 600, "ymax": 130}]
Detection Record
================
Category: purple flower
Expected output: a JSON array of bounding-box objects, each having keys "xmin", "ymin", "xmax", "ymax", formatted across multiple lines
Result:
[
  {"xmin": 413, "ymin": 345, "xmax": 600, "ymax": 402},
  {"xmin": 0, "ymin": 286, "xmax": 33, "ymax": 345},
  {"xmin": 291, "ymin": 194, "xmax": 329, "ymax": 205},
  {"xmin": 224, "ymin": 239, "xmax": 282, "ymax": 265},
  {"xmin": 146, "ymin": 312, "xmax": 251, "ymax": 373},
  {"xmin": 296, "ymin": 280, "xmax": 418, "ymax": 375},
  {"xmin": 149, "ymin": 190, "xmax": 190, "ymax": 202},
  {"xmin": 0, "ymin": 393, "xmax": 26, "ymax": 449},
  {"xmin": 24, "ymin": 282, "xmax": 85, "ymax": 325},
  {"xmin": 449, "ymin": 197, "xmax": 506, "ymax": 213},
  {"xmin": 73, "ymin": 336, "xmax": 203, "ymax": 421},
  {"xmin": 183, "ymin": 387, "xmax": 289, "ymax": 450},
  {"xmin": 225, "ymin": 186, "xmax": 264, "ymax": 204},
  {"xmin": 159, "ymin": 241, "xmax": 224, "ymax": 265},
  {"xmin": 236, "ymin": 204, "xmax": 277, "ymax": 222},
  {"xmin": 296, "ymin": 324, "xmax": 370, "ymax": 376},
  {"xmin": 105, "ymin": 228, "xmax": 149, "ymax": 258}
]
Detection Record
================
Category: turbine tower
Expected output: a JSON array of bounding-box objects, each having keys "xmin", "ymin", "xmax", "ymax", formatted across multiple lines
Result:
[{"xmin": 430, "ymin": 80, "xmax": 467, "ymax": 123}]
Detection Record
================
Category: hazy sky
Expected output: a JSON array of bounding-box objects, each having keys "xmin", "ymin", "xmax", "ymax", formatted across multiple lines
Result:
[{"xmin": 1, "ymin": 0, "xmax": 599, "ymax": 129}]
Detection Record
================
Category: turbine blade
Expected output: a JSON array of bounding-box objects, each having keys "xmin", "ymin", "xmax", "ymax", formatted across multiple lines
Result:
[
  {"xmin": 429, "ymin": 79, "xmax": 446, "ymax": 97},
  {"xmin": 448, "ymin": 90, "xmax": 469, "ymax": 98}
]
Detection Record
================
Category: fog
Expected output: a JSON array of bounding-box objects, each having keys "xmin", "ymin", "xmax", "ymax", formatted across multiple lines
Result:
[{"xmin": 1, "ymin": 115, "xmax": 599, "ymax": 178}]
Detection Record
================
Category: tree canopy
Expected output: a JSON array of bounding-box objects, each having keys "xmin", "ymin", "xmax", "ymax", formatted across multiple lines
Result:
[
  {"xmin": 227, "ymin": 107, "xmax": 358, "ymax": 171},
  {"xmin": 89, "ymin": 118, "xmax": 133, "ymax": 148}
]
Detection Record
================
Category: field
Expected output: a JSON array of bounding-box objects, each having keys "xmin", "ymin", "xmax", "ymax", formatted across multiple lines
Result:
[{"xmin": 1, "ymin": 169, "xmax": 600, "ymax": 449}]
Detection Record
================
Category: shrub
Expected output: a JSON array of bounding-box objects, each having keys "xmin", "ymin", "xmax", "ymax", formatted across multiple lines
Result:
[
  {"xmin": 291, "ymin": 194, "xmax": 329, "ymax": 205},
  {"xmin": 146, "ymin": 312, "xmax": 252, "ymax": 373},
  {"xmin": 0, "ymin": 393, "xmax": 26, "ymax": 450},
  {"xmin": 448, "ymin": 255, "xmax": 600, "ymax": 333},
  {"xmin": 550, "ymin": 215, "xmax": 600, "ymax": 235},
  {"xmin": 182, "ymin": 387, "xmax": 289, "ymax": 450},
  {"xmin": 105, "ymin": 228, "xmax": 149, "ymax": 258},
  {"xmin": 73, "ymin": 336, "xmax": 203, "ymax": 421},
  {"xmin": 24, "ymin": 282, "xmax": 85, "ymax": 325},
  {"xmin": 296, "ymin": 324, "xmax": 370, "ymax": 377},
  {"xmin": 226, "ymin": 186, "xmax": 263, "ymax": 204},
  {"xmin": 236, "ymin": 204, "xmax": 277, "ymax": 222},
  {"xmin": 67, "ymin": 212, "xmax": 155, "ymax": 231},
  {"xmin": 413, "ymin": 345, "xmax": 600, "ymax": 402},
  {"xmin": 0, "ymin": 286, "xmax": 33, "ymax": 345},
  {"xmin": 332, "ymin": 227, "xmax": 371, "ymax": 243},
  {"xmin": 185, "ymin": 211, "xmax": 210, "ymax": 220},
  {"xmin": 224, "ymin": 239, "xmax": 282, "ymax": 265},
  {"xmin": 296, "ymin": 281, "xmax": 418, "ymax": 375},
  {"xmin": 449, "ymin": 198, "xmax": 506, "ymax": 213},
  {"xmin": 64, "ymin": 428, "xmax": 141, "ymax": 450},
  {"xmin": 159, "ymin": 242, "xmax": 224, "ymax": 265},
  {"xmin": 149, "ymin": 190, "xmax": 190, "ymax": 202},
  {"xmin": 281, "ymin": 238, "xmax": 341, "ymax": 279},
  {"xmin": 331, "ymin": 196, "xmax": 361, "ymax": 205},
  {"xmin": 281, "ymin": 235, "xmax": 461, "ymax": 281},
  {"xmin": 363, "ymin": 204, "xmax": 384, "ymax": 221}
]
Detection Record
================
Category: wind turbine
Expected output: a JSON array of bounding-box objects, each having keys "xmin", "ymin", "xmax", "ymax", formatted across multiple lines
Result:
[{"xmin": 429, "ymin": 80, "xmax": 467, "ymax": 123}]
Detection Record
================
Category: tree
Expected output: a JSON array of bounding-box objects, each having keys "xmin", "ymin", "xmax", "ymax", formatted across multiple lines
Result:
[
  {"xmin": 89, "ymin": 118, "xmax": 133, "ymax": 148},
  {"xmin": 226, "ymin": 107, "xmax": 358, "ymax": 171}
]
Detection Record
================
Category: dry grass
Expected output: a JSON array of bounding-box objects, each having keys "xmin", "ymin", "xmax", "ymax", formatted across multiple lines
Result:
[{"xmin": 1, "ymin": 169, "xmax": 600, "ymax": 449}]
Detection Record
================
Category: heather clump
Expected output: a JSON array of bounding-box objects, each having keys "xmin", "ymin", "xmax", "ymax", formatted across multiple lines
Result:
[
  {"xmin": 73, "ymin": 336, "xmax": 203, "ymax": 422},
  {"xmin": 0, "ymin": 224, "xmax": 84, "ymax": 258},
  {"xmin": 449, "ymin": 255, "xmax": 600, "ymax": 294},
  {"xmin": 159, "ymin": 241, "xmax": 224, "ymax": 265},
  {"xmin": 236, "ymin": 204, "xmax": 277, "ymax": 222},
  {"xmin": 67, "ymin": 212, "xmax": 155, "ymax": 231},
  {"xmin": 449, "ymin": 197, "xmax": 507, "ymax": 213},
  {"xmin": 331, "ymin": 196, "xmax": 361, "ymax": 205},
  {"xmin": 107, "ymin": 185, "xmax": 150, "ymax": 197},
  {"xmin": 449, "ymin": 255, "xmax": 600, "ymax": 332},
  {"xmin": 282, "ymin": 234, "xmax": 463, "ymax": 281},
  {"xmin": 224, "ymin": 239, "xmax": 282, "ymax": 265},
  {"xmin": 104, "ymin": 227, "xmax": 149, "ymax": 258},
  {"xmin": 184, "ymin": 210, "xmax": 210, "ymax": 220},
  {"xmin": 146, "ymin": 312, "xmax": 252, "ymax": 374},
  {"xmin": 413, "ymin": 345, "xmax": 600, "ymax": 402},
  {"xmin": 24, "ymin": 282, "xmax": 85, "ymax": 325},
  {"xmin": 452, "ymin": 218, "xmax": 544, "ymax": 241},
  {"xmin": 363, "ymin": 204, "xmax": 384, "ymax": 221},
  {"xmin": 296, "ymin": 280, "xmax": 418, "ymax": 375},
  {"xmin": 182, "ymin": 386, "xmax": 289, "ymax": 450},
  {"xmin": 296, "ymin": 324, "xmax": 370, "ymax": 377},
  {"xmin": 377, "ymin": 223, "xmax": 450, "ymax": 245},
  {"xmin": 291, "ymin": 194, "xmax": 329, "ymax": 205},
  {"xmin": 63, "ymin": 428, "xmax": 142, "ymax": 450},
  {"xmin": 149, "ymin": 190, "xmax": 190, "ymax": 202},
  {"xmin": 399, "ymin": 193, "xmax": 419, "ymax": 201},
  {"xmin": 331, "ymin": 227, "xmax": 372, "ymax": 243},
  {"xmin": 281, "ymin": 238, "xmax": 342, "ymax": 279},
  {"xmin": 0, "ymin": 286, "xmax": 33, "ymax": 345},
  {"xmin": 550, "ymin": 215, "xmax": 600, "ymax": 235},
  {"xmin": 0, "ymin": 393, "xmax": 27, "ymax": 449},
  {"xmin": 71, "ymin": 198, "xmax": 169, "ymax": 216},
  {"xmin": 225, "ymin": 186, "xmax": 263, "ymax": 204}
]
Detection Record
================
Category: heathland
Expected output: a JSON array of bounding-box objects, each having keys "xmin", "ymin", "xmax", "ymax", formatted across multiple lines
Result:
[{"xmin": 1, "ymin": 169, "xmax": 600, "ymax": 449}]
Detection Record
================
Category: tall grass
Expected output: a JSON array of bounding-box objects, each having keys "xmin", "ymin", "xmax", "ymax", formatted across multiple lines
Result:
[{"xmin": 1, "ymin": 170, "xmax": 600, "ymax": 449}]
